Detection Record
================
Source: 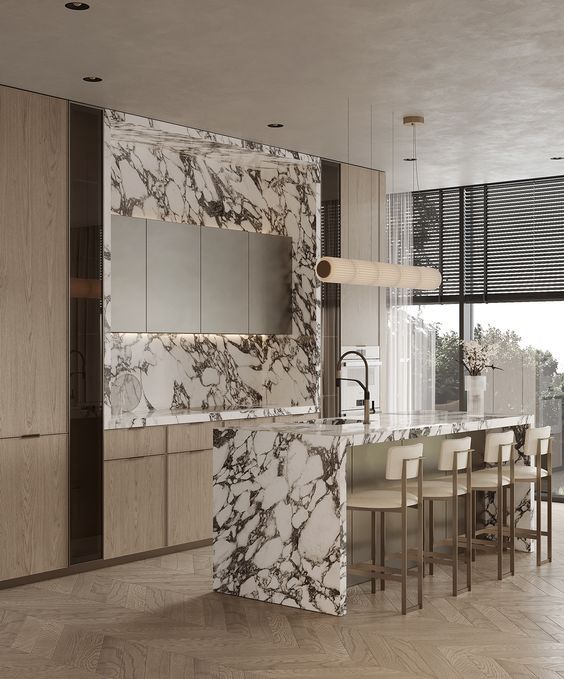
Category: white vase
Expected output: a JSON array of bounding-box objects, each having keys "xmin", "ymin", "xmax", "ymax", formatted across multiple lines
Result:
[{"xmin": 465, "ymin": 375, "xmax": 487, "ymax": 416}]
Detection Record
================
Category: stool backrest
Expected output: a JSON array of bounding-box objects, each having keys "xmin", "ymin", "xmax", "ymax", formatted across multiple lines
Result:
[
  {"xmin": 484, "ymin": 430, "xmax": 514, "ymax": 464},
  {"xmin": 524, "ymin": 426, "xmax": 551, "ymax": 456},
  {"xmin": 386, "ymin": 443, "xmax": 423, "ymax": 480},
  {"xmin": 438, "ymin": 436, "xmax": 472, "ymax": 471}
]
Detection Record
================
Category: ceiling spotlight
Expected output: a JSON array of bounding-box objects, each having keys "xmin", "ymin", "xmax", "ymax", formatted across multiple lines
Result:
[
  {"xmin": 267, "ymin": 123, "xmax": 284, "ymax": 128},
  {"xmin": 83, "ymin": 76, "xmax": 102, "ymax": 82},
  {"xmin": 403, "ymin": 157, "xmax": 417, "ymax": 162},
  {"xmin": 550, "ymin": 156, "xmax": 564, "ymax": 161},
  {"xmin": 65, "ymin": 2, "xmax": 90, "ymax": 9}
]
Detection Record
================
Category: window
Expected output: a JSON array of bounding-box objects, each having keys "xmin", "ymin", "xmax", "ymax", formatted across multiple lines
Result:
[{"xmin": 408, "ymin": 174, "xmax": 564, "ymax": 500}]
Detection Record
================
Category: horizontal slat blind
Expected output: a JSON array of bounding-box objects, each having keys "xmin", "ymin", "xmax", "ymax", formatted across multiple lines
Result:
[
  {"xmin": 413, "ymin": 188, "xmax": 460, "ymax": 303},
  {"xmin": 413, "ymin": 175, "xmax": 564, "ymax": 304}
]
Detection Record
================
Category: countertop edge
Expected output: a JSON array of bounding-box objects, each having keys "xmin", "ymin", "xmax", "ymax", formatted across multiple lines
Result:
[
  {"xmin": 104, "ymin": 404, "xmax": 318, "ymax": 430},
  {"xmin": 221, "ymin": 413, "xmax": 535, "ymax": 444}
]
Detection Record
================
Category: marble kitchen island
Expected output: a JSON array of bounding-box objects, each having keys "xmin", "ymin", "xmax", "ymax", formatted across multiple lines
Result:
[{"xmin": 212, "ymin": 411, "xmax": 534, "ymax": 615}]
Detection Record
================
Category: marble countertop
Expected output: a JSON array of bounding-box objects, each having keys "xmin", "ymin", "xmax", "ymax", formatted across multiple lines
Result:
[
  {"xmin": 230, "ymin": 411, "xmax": 534, "ymax": 445},
  {"xmin": 105, "ymin": 403, "xmax": 318, "ymax": 430}
]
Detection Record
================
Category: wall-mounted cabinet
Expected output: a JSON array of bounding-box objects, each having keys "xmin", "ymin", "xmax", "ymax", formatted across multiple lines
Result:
[
  {"xmin": 111, "ymin": 216, "xmax": 147, "ymax": 332},
  {"xmin": 110, "ymin": 216, "xmax": 293, "ymax": 335},
  {"xmin": 201, "ymin": 227, "xmax": 249, "ymax": 333},
  {"xmin": 249, "ymin": 232, "xmax": 293, "ymax": 334},
  {"xmin": 147, "ymin": 220, "xmax": 200, "ymax": 332}
]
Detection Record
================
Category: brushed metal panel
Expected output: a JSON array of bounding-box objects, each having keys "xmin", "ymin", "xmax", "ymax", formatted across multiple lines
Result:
[
  {"xmin": 201, "ymin": 227, "xmax": 249, "ymax": 333},
  {"xmin": 249, "ymin": 233, "xmax": 292, "ymax": 334},
  {"xmin": 147, "ymin": 220, "xmax": 200, "ymax": 332},
  {"xmin": 111, "ymin": 216, "xmax": 147, "ymax": 331}
]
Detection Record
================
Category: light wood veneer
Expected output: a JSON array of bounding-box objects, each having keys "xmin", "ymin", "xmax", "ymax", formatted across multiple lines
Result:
[
  {"xmin": 104, "ymin": 425, "xmax": 167, "ymax": 460},
  {"xmin": 0, "ymin": 435, "xmax": 68, "ymax": 580},
  {"xmin": 0, "ymin": 85, "xmax": 68, "ymax": 438},
  {"xmin": 168, "ymin": 449, "xmax": 213, "ymax": 545},
  {"xmin": 104, "ymin": 455, "xmax": 166, "ymax": 559}
]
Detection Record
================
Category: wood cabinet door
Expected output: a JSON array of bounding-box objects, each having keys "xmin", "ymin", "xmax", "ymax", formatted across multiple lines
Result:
[
  {"xmin": 168, "ymin": 449, "xmax": 212, "ymax": 545},
  {"xmin": 104, "ymin": 426, "xmax": 167, "ymax": 461},
  {"xmin": 104, "ymin": 456, "xmax": 166, "ymax": 559},
  {"xmin": 0, "ymin": 86, "xmax": 68, "ymax": 437},
  {"xmin": 0, "ymin": 435, "xmax": 68, "ymax": 581}
]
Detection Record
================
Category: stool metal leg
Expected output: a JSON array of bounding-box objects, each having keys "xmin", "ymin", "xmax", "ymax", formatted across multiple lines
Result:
[
  {"xmin": 466, "ymin": 459, "xmax": 472, "ymax": 592},
  {"xmin": 466, "ymin": 486, "xmax": 472, "ymax": 591},
  {"xmin": 401, "ymin": 502, "xmax": 407, "ymax": 615},
  {"xmin": 380, "ymin": 512, "xmax": 386, "ymax": 591},
  {"xmin": 428, "ymin": 500, "xmax": 434, "ymax": 576},
  {"xmin": 452, "ymin": 493, "xmax": 458, "ymax": 596},
  {"xmin": 510, "ymin": 482, "xmax": 515, "ymax": 576},
  {"xmin": 472, "ymin": 491, "xmax": 477, "ymax": 562},
  {"xmin": 371, "ymin": 510, "xmax": 376, "ymax": 594},
  {"xmin": 548, "ymin": 485, "xmax": 553, "ymax": 565},
  {"xmin": 548, "ymin": 441, "xmax": 553, "ymax": 563},
  {"xmin": 536, "ymin": 473, "xmax": 542, "ymax": 567},
  {"xmin": 418, "ymin": 498, "xmax": 423, "ymax": 609},
  {"xmin": 497, "ymin": 451, "xmax": 504, "ymax": 580}
]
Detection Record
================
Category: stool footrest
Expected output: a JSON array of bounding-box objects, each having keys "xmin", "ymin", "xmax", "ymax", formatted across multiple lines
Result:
[
  {"xmin": 514, "ymin": 527, "xmax": 549, "ymax": 539},
  {"xmin": 423, "ymin": 550, "xmax": 471, "ymax": 566},
  {"xmin": 349, "ymin": 561, "xmax": 420, "ymax": 581}
]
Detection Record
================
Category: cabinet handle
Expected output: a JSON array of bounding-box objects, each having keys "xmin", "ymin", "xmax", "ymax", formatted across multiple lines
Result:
[{"xmin": 20, "ymin": 433, "xmax": 41, "ymax": 439}]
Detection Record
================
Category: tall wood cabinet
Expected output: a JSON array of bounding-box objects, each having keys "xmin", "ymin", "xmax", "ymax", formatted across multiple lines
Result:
[{"xmin": 0, "ymin": 85, "xmax": 68, "ymax": 580}]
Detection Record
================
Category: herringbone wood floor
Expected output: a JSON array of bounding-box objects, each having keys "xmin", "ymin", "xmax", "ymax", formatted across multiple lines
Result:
[{"xmin": 1, "ymin": 506, "xmax": 564, "ymax": 678}]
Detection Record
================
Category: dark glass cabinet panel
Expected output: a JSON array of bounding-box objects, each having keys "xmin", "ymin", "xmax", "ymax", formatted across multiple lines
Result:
[{"xmin": 69, "ymin": 103, "xmax": 103, "ymax": 564}]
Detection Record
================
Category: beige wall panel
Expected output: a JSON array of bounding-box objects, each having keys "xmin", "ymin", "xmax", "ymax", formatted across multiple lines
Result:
[
  {"xmin": 0, "ymin": 86, "xmax": 68, "ymax": 437},
  {"xmin": 104, "ymin": 455, "xmax": 166, "ymax": 558},
  {"xmin": 0, "ymin": 435, "xmax": 68, "ymax": 580},
  {"xmin": 340, "ymin": 163, "xmax": 383, "ymax": 348}
]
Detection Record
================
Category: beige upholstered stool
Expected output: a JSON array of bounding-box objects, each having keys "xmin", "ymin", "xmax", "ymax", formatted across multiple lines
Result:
[
  {"xmin": 408, "ymin": 436, "xmax": 473, "ymax": 597},
  {"xmin": 348, "ymin": 443, "xmax": 423, "ymax": 615},
  {"xmin": 513, "ymin": 426, "xmax": 552, "ymax": 566},
  {"xmin": 470, "ymin": 430, "xmax": 515, "ymax": 580}
]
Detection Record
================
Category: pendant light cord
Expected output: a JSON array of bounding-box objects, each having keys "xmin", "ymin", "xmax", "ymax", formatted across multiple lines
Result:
[{"xmin": 413, "ymin": 122, "xmax": 421, "ymax": 192}]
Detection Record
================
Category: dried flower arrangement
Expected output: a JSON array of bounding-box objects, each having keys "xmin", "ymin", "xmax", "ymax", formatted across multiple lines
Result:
[{"xmin": 460, "ymin": 340, "xmax": 501, "ymax": 376}]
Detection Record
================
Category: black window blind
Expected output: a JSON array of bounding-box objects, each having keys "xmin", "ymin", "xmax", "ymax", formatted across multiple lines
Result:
[{"xmin": 413, "ymin": 175, "xmax": 564, "ymax": 304}]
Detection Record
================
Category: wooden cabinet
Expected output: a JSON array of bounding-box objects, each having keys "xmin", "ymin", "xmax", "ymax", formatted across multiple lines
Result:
[
  {"xmin": 0, "ymin": 435, "xmax": 68, "ymax": 581},
  {"xmin": 248, "ymin": 232, "xmax": 293, "ymax": 334},
  {"xmin": 110, "ymin": 216, "xmax": 147, "ymax": 332},
  {"xmin": 147, "ymin": 220, "xmax": 201, "ymax": 332},
  {"xmin": 0, "ymin": 86, "xmax": 68, "ymax": 438},
  {"xmin": 102, "ymin": 414, "xmax": 313, "ymax": 559},
  {"xmin": 340, "ymin": 164, "xmax": 386, "ymax": 348},
  {"xmin": 167, "ymin": 422, "xmax": 213, "ymax": 454},
  {"xmin": 168, "ymin": 449, "xmax": 212, "ymax": 545},
  {"xmin": 104, "ymin": 425, "xmax": 167, "ymax": 461},
  {"xmin": 104, "ymin": 456, "xmax": 166, "ymax": 559}
]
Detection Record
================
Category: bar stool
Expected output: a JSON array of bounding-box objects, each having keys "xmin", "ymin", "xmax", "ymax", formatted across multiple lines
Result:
[
  {"xmin": 348, "ymin": 443, "xmax": 423, "ymax": 615},
  {"xmin": 470, "ymin": 430, "xmax": 515, "ymax": 580},
  {"xmin": 513, "ymin": 426, "xmax": 552, "ymax": 566},
  {"xmin": 409, "ymin": 437, "xmax": 473, "ymax": 597}
]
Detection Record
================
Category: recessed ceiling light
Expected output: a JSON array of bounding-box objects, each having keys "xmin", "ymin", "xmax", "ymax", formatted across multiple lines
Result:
[
  {"xmin": 83, "ymin": 76, "xmax": 102, "ymax": 82},
  {"xmin": 550, "ymin": 156, "xmax": 564, "ymax": 161},
  {"xmin": 267, "ymin": 123, "xmax": 284, "ymax": 128},
  {"xmin": 403, "ymin": 157, "xmax": 417, "ymax": 162},
  {"xmin": 65, "ymin": 2, "xmax": 90, "ymax": 9}
]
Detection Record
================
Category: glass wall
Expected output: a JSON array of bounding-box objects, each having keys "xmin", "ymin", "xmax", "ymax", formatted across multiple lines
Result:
[
  {"xmin": 470, "ymin": 301, "xmax": 564, "ymax": 498},
  {"xmin": 403, "ymin": 304, "xmax": 460, "ymax": 411}
]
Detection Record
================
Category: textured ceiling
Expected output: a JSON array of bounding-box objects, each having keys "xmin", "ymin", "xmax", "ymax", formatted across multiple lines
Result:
[{"xmin": 1, "ymin": 0, "xmax": 564, "ymax": 191}]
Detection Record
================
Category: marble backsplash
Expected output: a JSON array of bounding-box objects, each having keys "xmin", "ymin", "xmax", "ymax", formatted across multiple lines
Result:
[{"xmin": 104, "ymin": 111, "xmax": 321, "ymax": 422}]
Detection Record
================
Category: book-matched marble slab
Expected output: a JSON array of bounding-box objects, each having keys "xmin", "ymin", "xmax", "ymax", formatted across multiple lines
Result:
[{"xmin": 213, "ymin": 412, "xmax": 534, "ymax": 616}]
